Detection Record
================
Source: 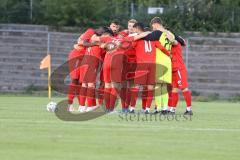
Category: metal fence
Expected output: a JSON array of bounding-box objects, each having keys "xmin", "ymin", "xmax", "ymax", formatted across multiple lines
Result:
[
  {"xmin": 0, "ymin": 28, "xmax": 195, "ymax": 72},
  {"xmin": 1, "ymin": 28, "xmax": 240, "ymax": 97}
]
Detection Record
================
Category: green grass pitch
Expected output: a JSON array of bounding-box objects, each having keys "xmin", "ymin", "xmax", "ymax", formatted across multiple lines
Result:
[{"xmin": 0, "ymin": 96, "xmax": 240, "ymax": 160}]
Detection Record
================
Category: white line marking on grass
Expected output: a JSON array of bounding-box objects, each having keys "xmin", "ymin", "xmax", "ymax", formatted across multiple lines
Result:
[{"xmin": 172, "ymin": 127, "xmax": 240, "ymax": 132}]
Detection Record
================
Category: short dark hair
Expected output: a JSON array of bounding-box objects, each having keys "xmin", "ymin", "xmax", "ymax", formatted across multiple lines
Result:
[
  {"xmin": 102, "ymin": 26, "xmax": 114, "ymax": 36},
  {"xmin": 95, "ymin": 27, "xmax": 105, "ymax": 36},
  {"xmin": 175, "ymin": 35, "xmax": 186, "ymax": 46},
  {"xmin": 133, "ymin": 22, "xmax": 145, "ymax": 31},
  {"xmin": 144, "ymin": 27, "xmax": 151, "ymax": 31},
  {"xmin": 110, "ymin": 19, "xmax": 120, "ymax": 25},
  {"xmin": 150, "ymin": 17, "xmax": 163, "ymax": 25}
]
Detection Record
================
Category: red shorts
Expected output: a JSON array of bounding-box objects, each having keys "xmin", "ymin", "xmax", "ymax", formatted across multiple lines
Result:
[
  {"xmin": 172, "ymin": 68, "xmax": 188, "ymax": 89},
  {"xmin": 134, "ymin": 63, "xmax": 155, "ymax": 85},
  {"xmin": 123, "ymin": 60, "xmax": 137, "ymax": 81},
  {"xmin": 79, "ymin": 55, "xmax": 100, "ymax": 83},
  {"xmin": 68, "ymin": 49, "xmax": 84, "ymax": 80},
  {"xmin": 103, "ymin": 52, "xmax": 125, "ymax": 83}
]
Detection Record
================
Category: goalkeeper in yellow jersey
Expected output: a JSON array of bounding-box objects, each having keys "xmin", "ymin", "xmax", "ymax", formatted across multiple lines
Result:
[{"xmin": 143, "ymin": 17, "xmax": 177, "ymax": 114}]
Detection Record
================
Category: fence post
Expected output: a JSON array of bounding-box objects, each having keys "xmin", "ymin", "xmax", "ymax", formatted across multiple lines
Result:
[
  {"xmin": 131, "ymin": 2, "xmax": 134, "ymax": 18},
  {"xmin": 47, "ymin": 32, "xmax": 50, "ymax": 54},
  {"xmin": 30, "ymin": 0, "xmax": 33, "ymax": 22}
]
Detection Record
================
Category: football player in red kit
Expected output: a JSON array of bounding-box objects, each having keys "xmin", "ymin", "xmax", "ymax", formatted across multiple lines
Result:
[
  {"xmin": 120, "ymin": 19, "xmax": 138, "ymax": 113},
  {"xmin": 68, "ymin": 28, "xmax": 104, "ymax": 112},
  {"xmin": 96, "ymin": 20, "xmax": 121, "ymax": 106},
  {"xmin": 91, "ymin": 28, "xmax": 151, "ymax": 112},
  {"xmin": 78, "ymin": 42, "xmax": 105, "ymax": 112},
  {"xmin": 168, "ymin": 36, "xmax": 193, "ymax": 115}
]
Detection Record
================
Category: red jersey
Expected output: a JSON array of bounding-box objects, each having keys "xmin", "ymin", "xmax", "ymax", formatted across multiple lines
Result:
[
  {"xmin": 85, "ymin": 45, "xmax": 105, "ymax": 60},
  {"xmin": 81, "ymin": 28, "xmax": 95, "ymax": 41},
  {"xmin": 133, "ymin": 40, "xmax": 170, "ymax": 63},
  {"xmin": 74, "ymin": 28, "xmax": 95, "ymax": 53},
  {"xmin": 100, "ymin": 36, "xmax": 134, "ymax": 55},
  {"xmin": 125, "ymin": 48, "xmax": 136, "ymax": 62},
  {"xmin": 171, "ymin": 43, "xmax": 186, "ymax": 71},
  {"xmin": 100, "ymin": 35, "xmax": 134, "ymax": 83},
  {"xmin": 124, "ymin": 33, "xmax": 137, "ymax": 63}
]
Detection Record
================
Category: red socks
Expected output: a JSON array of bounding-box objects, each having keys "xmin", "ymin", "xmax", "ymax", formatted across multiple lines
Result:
[
  {"xmin": 120, "ymin": 88, "xmax": 128, "ymax": 109},
  {"xmin": 126, "ymin": 88, "xmax": 132, "ymax": 107},
  {"xmin": 168, "ymin": 90, "xmax": 192, "ymax": 110},
  {"xmin": 130, "ymin": 87, "xmax": 139, "ymax": 108},
  {"xmin": 97, "ymin": 85, "xmax": 104, "ymax": 106},
  {"xmin": 168, "ymin": 92, "xmax": 173, "ymax": 107},
  {"xmin": 79, "ymin": 86, "xmax": 87, "ymax": 106},
  {"xmin": 142, "ymin": 98, "xmax": 147, "ymax": 110},
  {"xmin": 171, "ymin": 92, "xmax": 179, "ymax": 108},
  {"xmin": 104, "ymin": 88, "xmax": 111, "ymax": 110},
  {"xmin": 183, "ymin": 90, "xmax": 192, "ymax": 107},
  {"xmin": 87, "ymin": 87, "xmax": 96, "ymax": 107},
  {"xmin": 110, "ymin": 88, "xmax": 118, "ymax": 110},
  {"xmin": 68, "ymin": 85, "xmax": 74, "ymax": 104},
  {"xmin": 141, "ymin": 88, "xmax": 148, "ymax": 110},
  {"xmin": 68, "ymin": 82, "xmax": 78, "ymax": 104},
  {"xmin": 146, "ymin": 90, "xmax": 153, "ymax": 108},
  {"xmin": 130, "ymin": 88, "xmax": 153, "ymax": 110}
]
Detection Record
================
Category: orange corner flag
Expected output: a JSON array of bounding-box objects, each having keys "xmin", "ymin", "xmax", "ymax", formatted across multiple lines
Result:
[
  {"xmin": 40, "ymin": 54, "xmax": 52, "ymax": 99},
  {"xmin": 40, "ymin": 54, "xmax": 51, "ymax": 69}
]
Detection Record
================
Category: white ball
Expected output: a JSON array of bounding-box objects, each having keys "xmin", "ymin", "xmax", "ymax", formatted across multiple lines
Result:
[{"xmin": 46, "ymin": 101, "xmax": 57, "ymax": 112}]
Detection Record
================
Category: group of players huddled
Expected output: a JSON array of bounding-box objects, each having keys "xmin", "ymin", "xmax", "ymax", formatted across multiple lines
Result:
[{"xmin": 67, "ymin": 17, "xmax": 193, "ymax": 115}]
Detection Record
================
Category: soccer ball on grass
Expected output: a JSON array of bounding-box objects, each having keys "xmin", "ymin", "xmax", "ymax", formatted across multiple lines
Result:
[{"xmin": 46, "ymin": 101, "xmax": 57, "ymax": 112}]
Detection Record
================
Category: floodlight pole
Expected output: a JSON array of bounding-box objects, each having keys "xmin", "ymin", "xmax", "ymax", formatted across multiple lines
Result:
[
  {"xmin": 131, "ymin": 2, "xmax": 134, "ymax": 18},
  {"xmin": 30, "ymin": 0, "xmax": 33, "ymax": 22}
]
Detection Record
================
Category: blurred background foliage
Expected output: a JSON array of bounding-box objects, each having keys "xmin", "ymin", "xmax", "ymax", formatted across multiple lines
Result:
[{"xmin": 0, "ymin": 0, "xmax": 240, "ymax": 33}]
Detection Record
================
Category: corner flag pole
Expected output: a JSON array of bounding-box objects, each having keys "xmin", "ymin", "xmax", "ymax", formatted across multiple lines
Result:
[
  {"xmin": 47, "ymin": 33, "xmax": 51, "ymax": 100},
  {"xmin": 40, "ymin": 54, "xmax": 51, "ymax": 100},
  {"xmin": 40, "ymin": 33, "xmax": 51, "ymax": 100}
]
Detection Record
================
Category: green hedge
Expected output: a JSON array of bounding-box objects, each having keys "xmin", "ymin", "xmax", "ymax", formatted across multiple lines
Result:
[{"xmin": 0, "ymin": 0, "xmax": 240, "ymax": 32}]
